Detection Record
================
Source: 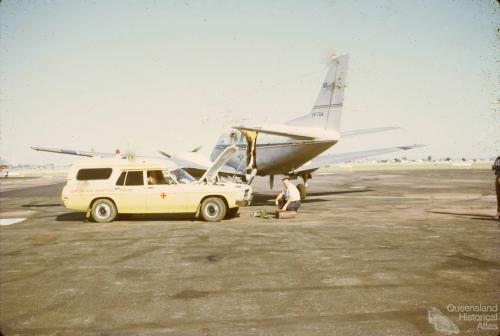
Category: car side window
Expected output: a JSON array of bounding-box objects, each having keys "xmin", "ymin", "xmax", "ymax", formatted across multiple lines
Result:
[
  {"xmin": 116, "ymin": 172, "xmax": 126, "ymax": 186},
  {"xmin": 125, "ymin": 171, "xmax": 144, "ymax": 186},
  {"xmin": 147, "ymin": 170, "xmax": 167, "ymax": 185}
]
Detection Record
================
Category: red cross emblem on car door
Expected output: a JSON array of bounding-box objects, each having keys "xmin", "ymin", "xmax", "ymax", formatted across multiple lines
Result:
[{"xmin": 160, "ymin": 192, "xmax": 167, "ymax": 199}]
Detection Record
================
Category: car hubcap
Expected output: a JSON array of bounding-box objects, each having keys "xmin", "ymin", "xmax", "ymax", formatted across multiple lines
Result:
[
  {"xmin": 96, "ymin": 203, "xmax": 111, "ymax": 219},
  {"xmin": 205, "ymin": 202, "xmax": 220, "ymax": 218}
]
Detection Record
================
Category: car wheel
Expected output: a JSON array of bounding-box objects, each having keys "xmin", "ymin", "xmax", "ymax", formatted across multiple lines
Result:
[
  {"xmin": 200, "ymin": 197, "xmax": 226, "ymax": 222},
  {"xmin": 91, "ymin": 199, "xmax": 117, "ymax": 223},
  {"xmin": 297, "ymin": 183, "xmax": 307, "ymax": 200}
]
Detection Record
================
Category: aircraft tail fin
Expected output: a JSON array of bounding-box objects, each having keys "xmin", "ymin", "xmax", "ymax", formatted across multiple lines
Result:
[{"xmin": 286, "ymin": 54, "xmax": 349, "ymax": 132}]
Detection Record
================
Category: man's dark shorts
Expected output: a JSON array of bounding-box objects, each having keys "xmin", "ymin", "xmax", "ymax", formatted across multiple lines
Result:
[
  {"xmin": 279, "ymin": 199, "xmax": 301, "ymax": 211},
  {"xmin": 286, "ymin": 201, "xmax": 301, "ymax": 211}
]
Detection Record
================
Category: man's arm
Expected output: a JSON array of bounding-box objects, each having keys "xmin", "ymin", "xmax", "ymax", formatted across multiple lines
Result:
[
  {"xmin": 275, "ymin": 192, "xmax": 284, "ymax": 205},
  {"xmin": 281, "ymin": 199, "xmax": 291, "ymax": 211}
]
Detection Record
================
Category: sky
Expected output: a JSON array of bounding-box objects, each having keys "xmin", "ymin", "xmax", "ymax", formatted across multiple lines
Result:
[{"xmin": 0, "ymin": 0, "xmax": 498, "ymax": 165}]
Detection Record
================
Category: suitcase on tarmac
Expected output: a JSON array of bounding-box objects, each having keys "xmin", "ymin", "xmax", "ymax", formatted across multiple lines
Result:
[{"xmin": 277, "ymin": 211, "xmax": 297, "ymax": 219}]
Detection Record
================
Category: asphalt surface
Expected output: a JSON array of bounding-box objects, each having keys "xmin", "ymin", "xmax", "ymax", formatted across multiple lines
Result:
[{"xmin": 0, "ymin": 170, "xmax": 498, "ymax": 335}]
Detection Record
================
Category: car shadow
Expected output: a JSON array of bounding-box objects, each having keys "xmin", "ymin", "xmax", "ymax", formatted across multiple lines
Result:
[
  {"xmin": 56, "ymin": 212, "xmax": 87, "ymax": 221},
  {"xmin": 251, "ymin": 189, "xmax": 373, "ymax": 206},
  {"xmin": 56, "ymin": 212, "xmax": 198, "ymax": 222},
  {"xmin": 22, "ymin": 203, "xmax": 63, "ymax": 207}
]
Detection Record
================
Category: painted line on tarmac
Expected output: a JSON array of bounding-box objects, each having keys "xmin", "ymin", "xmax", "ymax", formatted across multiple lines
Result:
[{"xmin": 0, "ymin": 218, "xmax": 27, "ymax": 225}]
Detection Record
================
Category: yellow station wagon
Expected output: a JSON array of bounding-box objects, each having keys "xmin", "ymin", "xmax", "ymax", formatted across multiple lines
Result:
[{"xmin": 62, "ymin": 147, "xmax": 252, "ymax": 222}]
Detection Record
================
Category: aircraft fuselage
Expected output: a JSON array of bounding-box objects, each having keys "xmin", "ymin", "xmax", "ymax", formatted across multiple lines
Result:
[{"xmin": 211, "ymin": 131, "xmax": 337, "ymax": 176}]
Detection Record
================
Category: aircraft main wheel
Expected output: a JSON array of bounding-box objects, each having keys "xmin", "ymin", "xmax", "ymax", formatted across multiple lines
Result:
[
  {"xmin": 200, "ymin": 197, "xmax": 226, "ymax": 222},
  {"xmin": 297, "ymin": 183, "xmax": 307, "ymax": 200},
  {"xmin": 91, "ymin": 199, "xmax": 117, "ymax": 223}
]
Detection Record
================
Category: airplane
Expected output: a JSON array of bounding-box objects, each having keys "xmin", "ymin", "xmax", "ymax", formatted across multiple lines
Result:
[
  {"xmin": 32, "ymin": 54, "xmax": 423, "ymax": 199},
  {"xmin": 0, "ymin": 160, "xmax": 9, "ymax": 177}
]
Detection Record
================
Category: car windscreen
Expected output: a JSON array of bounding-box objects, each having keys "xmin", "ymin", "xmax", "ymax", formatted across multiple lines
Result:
[
  {"xmin": 76, "ymin": 168, "xmax": 112, "ymax": 181},
  {"xmin": 170, "ymin": 168, "xmax": 195, "ymax": 184}
]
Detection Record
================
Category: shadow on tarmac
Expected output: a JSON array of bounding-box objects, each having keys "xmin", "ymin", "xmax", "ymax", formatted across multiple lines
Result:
[
  {"xmin": 428, "ymin": 211, "xmax": 498, "ymax": 222},
  {"xmin": 22, "ymin": 203, "xmax": 62, "ymax": 208},
  {"xmin": 56, "ymin": 212, "xmax": 199, "ymax": 222},
  {"xmin": 251, "ymin": 189, "xmax": 373, "ymax": 206},
  {"xmin": 55, "ymin": 212, "xmax": 242, "ymax": 222}
]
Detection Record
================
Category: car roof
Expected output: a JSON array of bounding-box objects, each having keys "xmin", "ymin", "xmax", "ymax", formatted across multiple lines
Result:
[{"xmin": 72, "ymin": 157, "xmax": 179, "ymax": 170}]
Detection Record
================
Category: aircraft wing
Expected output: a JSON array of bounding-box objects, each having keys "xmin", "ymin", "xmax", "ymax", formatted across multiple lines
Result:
[
  {"xmin": 291, "ymin": 144, "xmax": 425, "ymax": 174},
  {"xmin": 341, "ymin": 126, "xmax": 400, "ymax": 138},
  {"xmin": 31, "ymin": 146, "xmax": 115, "ymax": 158},
  {"xmin": 233, "ymin": 124, "xmax": 339, "ymax": 140},
  {"xmin": 32, "ymin": 145, "xmax": 242, "ymax": 178}
]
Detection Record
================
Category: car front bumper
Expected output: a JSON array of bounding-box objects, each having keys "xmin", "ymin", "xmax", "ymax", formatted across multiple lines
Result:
[{"xmin": 236, "ymin": 199, "xmax": 252, "ymax": 206}]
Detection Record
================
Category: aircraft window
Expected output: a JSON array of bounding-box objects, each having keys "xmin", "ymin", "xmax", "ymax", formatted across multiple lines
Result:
[
  {"xmin": 147, "ymin": 170, "xmax": 167, "ymax": 185},
  {"xmin": 217, "ymin": 133, "xmax": 229, "ymax": 145},
  {"xmin": 229, "ymin": 131, "xmax": 239, "ymax": 144},
  {"xmin": 218, "ymin": 131, "xmax": 242, "ymax": 145},
  {"xmin": 77, "ymin": 168, "xmax": 112, "ymax": 181},
  {"xmin": 125, "ymin": 171, "xmax": 144, "ymax": 186},
  {"xmin": 116, "ymin": 172, "xmax": 126, "ymax": 186},
  {"xmin": 238, "ymin": 132, "xmax": 246, "ymax": 144}
]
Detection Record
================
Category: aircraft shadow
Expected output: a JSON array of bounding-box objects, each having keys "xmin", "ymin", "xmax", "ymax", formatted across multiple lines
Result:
[
  {"xmin": 251, "ymin": 189, "xmax": 373, "ymax": 206},
  {"xmin": 428, "ymin": 211, "xmax": 499, "ymax": 222}
]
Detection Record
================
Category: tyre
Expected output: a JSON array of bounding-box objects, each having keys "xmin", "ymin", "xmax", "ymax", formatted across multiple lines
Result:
[
  {"xmin": 200, "ymin": 197, "xmax": 226, "ymax": 222},
  {"xmin": 297, "ymin": 183, "xmax": 307, "ymax": 200},
  {"xmin": 225, "ymin": 207, "xmax": 239, "ymax": 219},
  {"xmin": 91, "ymin": 198, "xmax": 117, "ymax": 223}
]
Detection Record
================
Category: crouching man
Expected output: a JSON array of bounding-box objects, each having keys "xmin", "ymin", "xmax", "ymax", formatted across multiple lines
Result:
[{"xmin": 275, "ymin": 177, "xmax": 301, "ymax": 212}]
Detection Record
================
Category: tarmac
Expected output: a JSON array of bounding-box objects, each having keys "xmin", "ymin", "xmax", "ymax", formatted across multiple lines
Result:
[{"xmin": 0, "ymin": 169, "xmax": 498, "ymax": 335}]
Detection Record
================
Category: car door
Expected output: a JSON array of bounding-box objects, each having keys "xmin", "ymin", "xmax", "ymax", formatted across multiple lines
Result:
[
  {"xmin": 145, "ymin": 170, "xmax": 188, "ymax": 213},
  {"xmin": 113, "ymin": 170, "xmax": 147, "ymax": 213}
]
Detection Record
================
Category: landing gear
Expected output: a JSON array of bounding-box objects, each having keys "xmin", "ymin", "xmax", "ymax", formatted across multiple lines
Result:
[
  {"xmin": 245, "ymin": 168, "xmax": 257, "ymax": 185},
  {"xmin": 297, "ymin": 174, "xmax": 310, "ymax": 200},
  {"xmin": 297, "ymin": 183, "xmax": 307, "ymax": 200}
]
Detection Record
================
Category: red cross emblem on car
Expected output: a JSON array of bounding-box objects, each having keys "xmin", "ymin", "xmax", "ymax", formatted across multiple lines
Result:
[{"xmin": 160, "ymin": 192, "xmax": 167, "ymax": 199}]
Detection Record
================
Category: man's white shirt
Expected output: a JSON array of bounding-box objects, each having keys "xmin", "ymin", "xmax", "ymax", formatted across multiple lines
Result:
[{"xmin": 284, "ymin": 183, "xmax": 301, "ymax": 202}]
